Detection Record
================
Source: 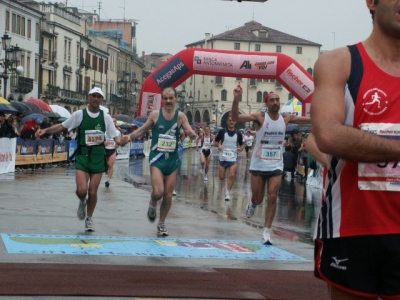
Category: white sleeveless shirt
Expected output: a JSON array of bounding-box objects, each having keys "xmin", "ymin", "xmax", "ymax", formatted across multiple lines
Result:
[{"xmin": 250, "ymin": 113, "xmax": 285, "ymax": 171}]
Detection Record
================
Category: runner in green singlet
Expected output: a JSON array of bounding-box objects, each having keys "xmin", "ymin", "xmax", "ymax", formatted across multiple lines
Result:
[{"xmin": 129, "ymin": 87, "xmax": 196, "ymax": 236}]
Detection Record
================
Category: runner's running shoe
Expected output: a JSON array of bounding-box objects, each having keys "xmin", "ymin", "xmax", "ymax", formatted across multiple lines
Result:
[
  {"xmin": 245, "ymin": 202, "xmax": 256, "ymax": 218},
  {"xmin": 147, "ymin": 204, "xmax": 157, "ymax": 222},
  {"xmin": 77, "ymin": 199, "xmax": 87, "ymax": 220},
  {"xmin": 85, "ymin": 217, "xmax": 95, "ymax": 232},
  {"xmin": 262, "ymin": 229, "xmax": 273, "ymax": 245},
  {"xmin": 204, "ymin": 174, "xmax": 208, "ymax": 181},
  {"xmin": 157, "ymin": 223, "xmax": 169, "ymax": 236},
  {"xmin": 105, "ymin": 180, "xmax": 110, "ymax": 188}
]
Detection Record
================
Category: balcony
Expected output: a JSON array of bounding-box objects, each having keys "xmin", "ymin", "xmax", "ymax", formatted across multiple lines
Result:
[
  {"xmin": 42, "ymin": 84, "xmax": 60, "ymax": 97},
  {"xmin": 10, "ymin": 75, "xmax": 34, "ymax": 94}
]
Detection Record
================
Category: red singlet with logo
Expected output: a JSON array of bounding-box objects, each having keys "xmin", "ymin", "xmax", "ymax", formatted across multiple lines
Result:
[{"xmin": 315, "ymin": 42, "xmax": 400, "ymax": 239}]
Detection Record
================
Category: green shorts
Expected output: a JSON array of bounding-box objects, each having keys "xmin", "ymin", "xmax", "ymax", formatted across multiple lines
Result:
[
  {"xmin": 75, "ymin": 146, "xmax": 107, "ymax": 174},
  {"xmin": 149, "ymin": 152, "xmax": 181, "ymax": 176}
]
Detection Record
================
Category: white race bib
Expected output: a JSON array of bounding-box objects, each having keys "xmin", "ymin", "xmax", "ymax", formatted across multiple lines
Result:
[
  {"xmin": 85, "ymin": 130, "xmax": 105, "ymax": 146},
  {"xmin": 261, "ymin": 145, "xmax": 281, "ymax": 160},
  {"xmin": 157, "ymin": 134, "xmax": 176, "ymax": 152},
  {"xmin": 222, "ymin": 149, "xmax": 235, "ymax": 159},
  {"xmin": 358, "ymin": 123, "xmax": 400, "ymax": 191}
]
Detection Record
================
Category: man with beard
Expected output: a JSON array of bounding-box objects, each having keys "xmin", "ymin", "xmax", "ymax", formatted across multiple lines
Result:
[
  {"xmin": 36, "ymin": 87, "xmax": 130, "ymax": 232},
  {"xmin": 232, "ymin": 85, "xmax": 310, "ymax": 245},
  {"xmin": 128, "ymin": 87, "xmax": 196, "ymax": 236}
]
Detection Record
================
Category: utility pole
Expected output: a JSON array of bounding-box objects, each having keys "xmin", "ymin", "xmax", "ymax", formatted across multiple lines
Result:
[{"xmin": 98, "ymin": 2, "xmax": 102, "ymax": 19}]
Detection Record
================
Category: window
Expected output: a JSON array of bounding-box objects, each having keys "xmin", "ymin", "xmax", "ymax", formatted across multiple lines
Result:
[
  {"xmin": 99, "ymin": 58, "xmax": 103, "ymax": 73},
  {"xmin": 236, "ymin": 77, "xmax": 242, "ymax": 81},
  {"xmin": 64, "ymin": 74, "xmax": 71, "ymax": 90},
  {"xmin": 27, "ymin": 55, "xmax": 31, "ymax": 78},
  {"xmin": 34, "ymin": 56, "xmax": 39, "ymax": 82},
  {"xmin": 5, "ymin": 11, "xmax": 10, "ymax": 32},
  {"xmin": 263, "ymin": 91, "xmax": 269, "ymax": 102},
  {"xmin": 255, "ymin": 44, "xmax": 261, "ymax": 51},
  {"xmin": 221, "ymin": 89, "xmax": 227, "ymax": 101},
  {"xmin": 288, "ymin": 93, "xmax": 293, "ymax": 101},
  {"xmin": 92, "ymin": 56, "xmax": 97, "ymax": 71},
  {"xmin": 215, "ymin": 76, "xmax": 223, "ymax": 85},
  {"xmin": 234, "ymin": 43, "xmax": 240, "ymax": 50},
  {"xmin": 27, "ymin": 19, "xmax": 31, "ymax": 39},
  {"xmin": 249, "ymin": 78, "xmax": 257, "ymax": 86},
  {"xmin": 20, "ymin": 53, "xmax": 25, "ymax": 77},
  {"xmin": 68, "ymin": 40, "xmax": 71, "ymax": 62},
  {"xmin": 76, "ymin": 45, "xmax": 80, "ymax": 65},
  {"xmin": 35, "ymin": 22, "xmax": 39, "ymax": 42},
  {"xmin": 12, "ymin": 13, "xmax": 16, "ymax": 33},
  {"xmin": 21, "ymin": 17, "xmax": 25, "ymax": 36},
  {"xmin": 307, "ymin": 68, "xmax": 313, "ymax": 75},
  {"xmin": 296, "ymin": 47, "xmax": 302, "ymax": 54},
  {"xmin": 64, "ymin": 40, "xmax": 67, "ymax": 61},
  {"xmin": 16, "ymin": 15, "xmax": 21, "ymax": 35},
  {"xmin": 257, "ymin": 91, "xmax": 263, "ymax": 103},
  {"xmin": 276, "ymin": 45, "xmax": 282, "ymax": 53},
  {"xmin": 211, "ymin": 42, "xmax": 214, "ymax": 49}
]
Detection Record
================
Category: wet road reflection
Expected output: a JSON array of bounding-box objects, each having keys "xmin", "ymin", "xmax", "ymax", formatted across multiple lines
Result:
[{"xmin": 128, "ymin": 148, "xmax": 322, "ymax": 243}]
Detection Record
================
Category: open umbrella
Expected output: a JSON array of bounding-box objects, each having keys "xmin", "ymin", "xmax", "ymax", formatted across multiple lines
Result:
[
  {"xmin": 130, "ymin": 120, "xmax": 144, "ymax": 127},
  {"xmin": 21, "ymin": 101, "xmax": 46, "ymax": 115},
  {"xmin": 195, "ymin": 122, "xmax": 207, "ymax": 128},
  {"xmin": 0, "ymin": 97, "xmax": 11, "ymax": 105},
  {"xmin": 45, "ymin": 112, "xmax": 60, "ymax": 118},
  {"xmin": 115, "ymin": 114, "xmax": 134, "ymax": 123},
  {"xmin": 50, "ymin": 105, "xmax": 71, "ymax": 118},
  {"xmin": 0, "ymin": 104, "xmax": 18, "ymax": 114},
  {"xmin": 134, "ymin": 116, "xmax": 148, "ymax": 123},
  {"xmin": 58, "ymin": 117, "xmax": 68, "ymax": 122},
  {"xmin": 24, "ymin": 98, "xmax": 53, "ymax": 113},
  {"xmin": 10, "ymin": 100, "xmax": 32, "ymax": 114},
  {"xmin": 21, "ymin": 113, "xmax": 45, "ymax": 125}
]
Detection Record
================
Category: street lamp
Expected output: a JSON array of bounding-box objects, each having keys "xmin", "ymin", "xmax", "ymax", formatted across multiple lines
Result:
[
  {"xmin": 118, "ymin": 72, "xmax": 131, "ymax": 114},
  {"xmin": 1, "ymin": 33, "xmax": 22, "ymax": 98},
  {"xmin": 212, "ymin": 100, "xmax": 225, "ymax": 128}
]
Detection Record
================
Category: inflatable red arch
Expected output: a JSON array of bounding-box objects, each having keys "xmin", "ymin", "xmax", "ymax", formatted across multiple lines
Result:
[{"xmin": 138, "ymin": 48, "xmax": 314, "ymax": 117}]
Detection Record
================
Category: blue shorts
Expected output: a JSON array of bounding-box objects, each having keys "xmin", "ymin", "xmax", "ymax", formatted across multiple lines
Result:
[{"xmin": 219, "ymin": 160, "xmax": 237, "ymax": 169}]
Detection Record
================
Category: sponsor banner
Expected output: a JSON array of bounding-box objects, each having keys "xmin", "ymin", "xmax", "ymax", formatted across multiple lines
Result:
[
  {"xmin": 236, "ymin": 54, "xmax": 277, "ymax": 76},
  {"xmin": 152, "ymin": 57, "xmax": 190, "ymax": 88},
  {"xmin": 279, "ymin": 63, "xmax": 314, "ymax": 100},
  {"xmin": 193, "ymin": 51, "xmax": 235, "ymax": 73},
  {"xmin": 37, "ymin": 140, "xmax": 54, "ymax": 164},
  {"xmin": 68, "ymin": 140, "xmax": 77, "ymax": 161},
  {"xmin": 0, "ymin": 138, "xmax": 16, "ymax": 174},
  {"xmin": 140, "ymin": 92, "xmax": 161, "ymax": 117},
  {"xmin": 52, "ymin": 140, "xmax": 69, "ymax": 162},
  {"xmin": 128, "ymin": 140, "xmax": 144, "ymax": 156},
  {"xmin": 117, "ymin": 142, "xmax": 131, "ymax": 160},
  {"xmin": 143, "ymin": 140, "xmax": 151, "ymax": 157},
  {"xmin": 16, "ymin": 138, "xmax": 37, "ymax": 166}
]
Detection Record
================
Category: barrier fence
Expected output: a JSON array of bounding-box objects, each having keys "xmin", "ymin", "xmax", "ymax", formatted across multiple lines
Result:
[{"xmin": 0, "ymin": 137, "xmax": 197, "ymax": 174}]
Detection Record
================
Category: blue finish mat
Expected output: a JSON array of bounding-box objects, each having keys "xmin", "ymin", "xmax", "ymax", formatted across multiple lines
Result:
[{"xmin": 1, "ymin": 233, "xmax": 309, "ymax": 261}]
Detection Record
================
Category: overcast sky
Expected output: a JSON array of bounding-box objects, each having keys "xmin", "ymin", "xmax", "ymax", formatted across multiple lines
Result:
[{"xmin": 59, "ymin": 0, "xmax": 372, "ymax": 55}]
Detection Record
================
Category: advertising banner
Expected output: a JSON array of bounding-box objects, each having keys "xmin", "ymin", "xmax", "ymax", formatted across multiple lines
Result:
[
  {"xmin": 117, "ymin": 143, "xmax": 131, "ymax": 160},
  {"xmin": 0, "ymin": 138, "xmax": 16, "ymax": 174},
  {"xmin": 68, "ymin": 140, "xmax": 77, "ymax": 161},
  {"xmin": 129, "ymin": 140, "xmax": 144, "ymax": 156},
  {"xmin": 36, "ymin": 140, "xmax": 54, "ymax": 164},
  {"xmin": 52, "ymin": 140, "xmax": 69, "ymax": 162},
  {"xmin": 16, "ymin": 138, "xmax": 37, "ymax": 166},
  {"xmin": 140, "ymin": 92, "xmax": 161, "ymax": 118}
]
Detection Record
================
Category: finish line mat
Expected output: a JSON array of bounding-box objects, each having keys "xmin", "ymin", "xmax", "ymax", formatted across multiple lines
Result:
[{"xmin": 1, "ymin": 233, "xmax": 309, "ymax": 261}]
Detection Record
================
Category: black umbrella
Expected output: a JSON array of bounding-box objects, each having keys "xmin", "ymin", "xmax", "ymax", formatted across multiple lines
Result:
[
  {"xmin": 10, "ymin": 100, "xmax": 32, "ymax": 114},
  {"xmin": 115, "ymin": 114, "xmax": 134, "ymax": 123},
  {"xmin": 22, "ymin": 101, "xmax": 46, "ymax": 115},
  {"xmin": 134, "ymin": 116, "xmax": 148, "ymax": 123},
  {"xmin": 21, "ymin": 113, "xmax": 46, "ymax": 125},
  {"xmin": 0, "ymin": 104, "xmax": 19, "ymax": 114}
]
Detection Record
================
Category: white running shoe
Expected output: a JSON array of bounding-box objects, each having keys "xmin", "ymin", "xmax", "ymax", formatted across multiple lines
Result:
[
  {"xmin": 85, "ymin": 217, "xmax": 95, "ymax": 232},
  {"xmin": 77, "ymin": 199, "xmax": 87, "ymax": 220},
  {"xmin": 157, "ymin": 223, "xmax": 169, "ymax": 236},
  {"xmin": 224, "ymin": 191, "xmax": 230, "ymax": 201},
  {"xmin": 172, "ymin": 190, "xmax": 177, "ymax": 196},
  {"xmin": 245, "ymin": 202, "xmax": 256, "ymax": 218},
  {"xmin": 262, "ymin": 229, "xmax": 272, "ymax": 245},
  {"xmin": 204, "ymin": 174, "xmax": 208, "ymax": 181}
]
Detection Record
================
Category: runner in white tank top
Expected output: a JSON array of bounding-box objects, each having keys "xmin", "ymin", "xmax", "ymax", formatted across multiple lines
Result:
[
  {"xmin": 231, "ymin": 84, "xmax": 311, "ymax": 245},
  {"xmin": 196, "ymin": 125, "xmax": 214, "ymax": 181}
]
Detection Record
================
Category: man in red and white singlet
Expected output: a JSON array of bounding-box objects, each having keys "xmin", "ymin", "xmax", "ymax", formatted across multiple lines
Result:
[{"xmin": 311, "ymin": 1, "xmax": 400, "ymax": 299}]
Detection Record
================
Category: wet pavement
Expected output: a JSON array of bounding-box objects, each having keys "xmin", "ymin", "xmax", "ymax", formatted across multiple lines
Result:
[
  {"xmin": 126, "ymin": 148, "xmax": 322, "ymax": 243},
  {"xmin": 0, "ymin": 148, "xmax": 326, "ymax": 299}
]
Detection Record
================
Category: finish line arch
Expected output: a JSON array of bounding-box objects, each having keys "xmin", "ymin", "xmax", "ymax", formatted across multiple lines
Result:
[{"xmin": 138, "ymin": 48, "xmax": 314, "ymax": 117}]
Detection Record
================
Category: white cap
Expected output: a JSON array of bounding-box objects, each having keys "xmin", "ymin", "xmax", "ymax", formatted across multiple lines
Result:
[{"xmin": 88, "ymin": 86, "xmax": 104, "ymax": 98}]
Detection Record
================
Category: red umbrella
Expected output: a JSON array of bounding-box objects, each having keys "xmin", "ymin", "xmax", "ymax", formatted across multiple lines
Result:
[{"xmin": 24, "ymin": 98, "xmax": 53, "ymax": 113}]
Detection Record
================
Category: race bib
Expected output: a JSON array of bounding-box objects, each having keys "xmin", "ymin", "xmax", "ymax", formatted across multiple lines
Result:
[
  {"xmin": 261, "ymin": 145, "xmax": 281, "ymax": 160},
  {"xmin": 246, "ymin": 141, "xmax": 253, "ymax": 147},
  {"xmin": 157, "ymin": 134, "xmax": 176, "ymax": 152},
  {"xmin": 203, "ymin": 142, "xmax": 211, "ymax": 149},
  {"xmin": 222, "ymin": 149, "xmax": 235, "ymax": 159},
  {"xmin": 358, "ymin": 123, "xmax": 400, "ymax": 191},
  {"xmin": 85, "ymin": 130, "xmax": 105, "ymax": 146},
  {"xmin": 104, "ymin": 139, "xmax": 116, "ymax": 149}
]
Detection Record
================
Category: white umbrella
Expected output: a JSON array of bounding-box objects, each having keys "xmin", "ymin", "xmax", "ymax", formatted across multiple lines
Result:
[{"xmin": 50, "ymin": 105, "xmax": 72, "ymax": 118}]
